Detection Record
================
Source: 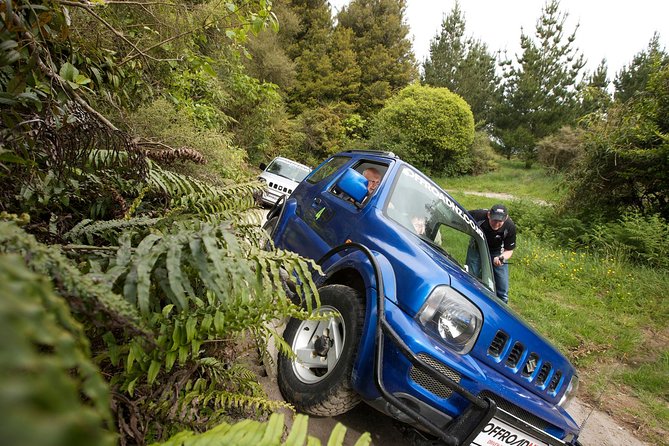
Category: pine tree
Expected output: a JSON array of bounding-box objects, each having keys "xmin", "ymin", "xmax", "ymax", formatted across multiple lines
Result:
[
  {"xmin": 614, "ymin": 32, "xmax": 669, "ymax": 103},
  {"xmin": 494, "ymin": 0, "xmax": 585, "ymax": 165},
  {"xmin": 422, "ymin": 2, "xmax": 500, "ymax": 125},
  {"xmin": 284, "ymin": 0, "xmax": 338, "ymax": 113},
  {"xmin": 422, "ymin": 3, "xmax": 466, "ymax": 88},
  {"xmin": 336, "ymin": 0, "xmax": 417, "ymax": 116},
  {"xmin": 580, "ymin": 59, "xmax": 612, "ymax": 116}
]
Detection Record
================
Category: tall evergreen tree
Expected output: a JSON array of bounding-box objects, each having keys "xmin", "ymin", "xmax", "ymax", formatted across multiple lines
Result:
[
  {"xmin": 422, "ymin": 2, "xmax": 499, "ymax": 125},
  {"xmin": 336, "ymin": 0, "xmax": 417, "ymax": 116},
  {"xmin": 494, "ymin": 0, "xmax": 585, "ymax": 164},
  {"xmin": 580, "ymin": 59, "xmax": 612, "ymax": 116},
  {"xmin": 567, "ymin": 63, "xmax": 669, "ymax": 220},
  {"xmin": 284, "ymin": 0, "xmax": 338, "ymax": 113},
  {"xmin": 614, "ymin": 32, "xmax": 669, "ymax": 103}
]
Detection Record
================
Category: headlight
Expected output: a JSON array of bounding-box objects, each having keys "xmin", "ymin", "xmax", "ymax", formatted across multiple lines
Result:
[
  {"xmin": 559, "ymin": 374, "xmax": 579, "ymax": 410},
  {"xmin": 417, "ymin": 285, "xmax": 483, "ymax": 354}
]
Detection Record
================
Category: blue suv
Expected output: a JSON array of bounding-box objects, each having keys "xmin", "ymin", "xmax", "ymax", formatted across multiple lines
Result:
[{"xmin": 264, "ymin": 151, "xmax": 581, "ymax": 446}]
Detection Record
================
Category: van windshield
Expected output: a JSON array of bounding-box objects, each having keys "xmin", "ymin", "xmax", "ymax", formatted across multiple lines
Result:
[
  {"xmin": 266, "ymin": 159, "xmax": 311, "ymax": 182},
  {"xmin": 386, "ymin": 166, "xmax": 495, "ymax": 291}
]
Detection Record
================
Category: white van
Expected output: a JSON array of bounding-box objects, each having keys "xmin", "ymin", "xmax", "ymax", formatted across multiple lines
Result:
[{"xmin": 258, "ymin": 157, "xmax": 311, "ymax": 206}]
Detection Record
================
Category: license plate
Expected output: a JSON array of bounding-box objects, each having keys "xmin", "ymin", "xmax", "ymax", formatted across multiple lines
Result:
[{"xmin": 471, "ymin": 417, "xmax": 549, "ymax": 446}]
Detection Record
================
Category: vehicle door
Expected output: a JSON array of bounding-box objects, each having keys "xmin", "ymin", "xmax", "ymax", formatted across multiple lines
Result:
[{"xmin": 279, "ymin": 156, "xmax": 388, "ymax": 261}]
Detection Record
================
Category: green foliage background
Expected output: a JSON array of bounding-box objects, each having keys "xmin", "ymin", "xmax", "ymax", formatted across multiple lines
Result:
[{"xmin": 1, "ymin": 0, "xmax": 668, "ymax": 444}]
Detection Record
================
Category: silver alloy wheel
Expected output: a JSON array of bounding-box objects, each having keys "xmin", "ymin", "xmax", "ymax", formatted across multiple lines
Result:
[{"xmin": 290, "ymin": 305, "xmax": 345, "ymax": 384}]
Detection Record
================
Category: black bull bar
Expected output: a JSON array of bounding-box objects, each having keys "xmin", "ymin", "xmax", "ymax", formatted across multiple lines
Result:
[{"xmin": 317, "ymin": 243, "xmax": 497, "ymax": 446}]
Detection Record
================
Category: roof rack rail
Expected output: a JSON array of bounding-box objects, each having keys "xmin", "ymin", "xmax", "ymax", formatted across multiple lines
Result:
[{"xmin": 342, "ymin": 149, "xmax": 397, "ymax": 158}]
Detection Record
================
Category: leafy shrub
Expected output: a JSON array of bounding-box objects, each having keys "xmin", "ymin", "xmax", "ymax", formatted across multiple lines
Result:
[
  {"xmin": 294, "ymin": 106, "xmax": 346, "ymax": 166},
  {"xmin": 369, "ymin": 84, "xmax": 475, "ymax": 176},
  {"xmin": 504, "ymin": 199, "xmax": 554, "ymax": 238},
  {"xmin": 564, "ymin": 65, "xmax": 669, "ymax": 220},
  {"xmin": 536, "ymin": 126, "xmax": 585, "ymax": 173},
  {"xmin": 512, "ymin": 199, "xmax": 669, "ymax": 269},
  {"xmin": 585, "ymin": 211, "xmax": 669, "ymax": 268},
  {"xmin": 128, "ymin": 99, "xmax": 248, "ymax": 183},
  {"xmin": 1, "ymin": 160, "xmax": 321, "ymax": 443},
  {"xmin": 466, "ymin": 130, "xmax": 498, "ymax": 175}
]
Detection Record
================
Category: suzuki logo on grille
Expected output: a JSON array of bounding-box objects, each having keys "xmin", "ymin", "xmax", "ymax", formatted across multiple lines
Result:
[{"xmin": 524, "ymin": 357, "xmax": 537, "ymax": 375}]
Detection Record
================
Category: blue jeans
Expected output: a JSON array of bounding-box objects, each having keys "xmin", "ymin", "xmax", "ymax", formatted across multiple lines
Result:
[
  {"xmin": 466, "ymin": 246, "xmax": 509, "ymax": 303},
  {"xmin": 493, "ymin": 263, "xmax": 509, "ymax": 303}
]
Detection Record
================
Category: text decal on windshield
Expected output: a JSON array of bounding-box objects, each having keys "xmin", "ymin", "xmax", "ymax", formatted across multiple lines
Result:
[{"xmin": 402, "ymin": 169, "xmax": 484, "ymax": 239}]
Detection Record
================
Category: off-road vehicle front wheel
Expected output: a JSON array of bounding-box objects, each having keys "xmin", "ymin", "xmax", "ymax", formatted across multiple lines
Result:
[{"xmin": 277, "ymin": 284, "xmax": 364, "ymax": 416}]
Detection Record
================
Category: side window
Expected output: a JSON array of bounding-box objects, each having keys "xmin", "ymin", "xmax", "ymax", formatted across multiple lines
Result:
[
  {"xmin": 307, "ymin": 156, "xmax": 350, "ymax": 184},
  {"xmin": 329, "ymin": 161, "xmax": 388, "ymax": 205}
]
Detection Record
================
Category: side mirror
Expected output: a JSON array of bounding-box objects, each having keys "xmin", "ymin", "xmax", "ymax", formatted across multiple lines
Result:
[
  {"xmin": 259, "ymin": 162, "xmax": 267, "ymax": 171},
  {"xmin": 336, "ymin": 168, "xmax": 368, "ymax": 203}
]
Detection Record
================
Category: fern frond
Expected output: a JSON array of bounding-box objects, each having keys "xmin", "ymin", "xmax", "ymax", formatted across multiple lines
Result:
[
  {"xmin": 101, "ymin": 222, "xmax": 318, "ymax": 319},
  {"xmin": 65, "ymin": 216, "xmax": 162, "ymax": 244},
  {"xmin": 0, "ymin": 254, "xmax": 115, "ymax": 446},
  {"xmin": 0, "ymin": 221, "xmax": 142, "ymax": 330},
  {"xmin": 147, "ymin": 162, "xmax": 262, "ymax": 215},
  {"xmin": 144, "ymin": 146, "xmax": 207, "ymax": 165},
  {"xmin": 152, "ymin": 413, "xmax": 373, "ymax": 446}
]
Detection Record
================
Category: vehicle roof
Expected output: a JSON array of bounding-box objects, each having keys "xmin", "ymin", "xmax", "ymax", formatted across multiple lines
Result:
[{"xmin": 338, "ymin": 150, "xmax": 399, "ymax": 161}]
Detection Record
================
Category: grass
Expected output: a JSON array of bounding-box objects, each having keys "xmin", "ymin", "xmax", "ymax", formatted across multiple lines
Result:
[{"xmin": 438, "ymin": 159, "xmax": 669, "ymax": 445}]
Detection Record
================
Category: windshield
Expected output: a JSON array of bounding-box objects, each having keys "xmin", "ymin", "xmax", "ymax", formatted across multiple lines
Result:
[
  {"xmin": 266, "ymin": 159, "xmax": 311, "ymax": 182},
  {"xmin": 385, "ymin": 166, "xmax": 495, "ymax": 291}
]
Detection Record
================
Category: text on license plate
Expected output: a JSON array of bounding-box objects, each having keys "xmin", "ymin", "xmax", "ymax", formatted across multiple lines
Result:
[{"xmin": 471, "ymin": 417, "xmax": 549, "ymax": 446}]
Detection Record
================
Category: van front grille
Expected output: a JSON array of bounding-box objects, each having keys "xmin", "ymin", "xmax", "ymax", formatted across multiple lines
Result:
[{"xmin": 487, "ymin": 336, "xmax": 566, "ymax": 396}]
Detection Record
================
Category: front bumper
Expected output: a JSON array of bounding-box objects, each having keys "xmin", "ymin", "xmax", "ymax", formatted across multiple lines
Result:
[{"xmin": 261, "ymin": 188, "xmax": 286, "ymax": 206}]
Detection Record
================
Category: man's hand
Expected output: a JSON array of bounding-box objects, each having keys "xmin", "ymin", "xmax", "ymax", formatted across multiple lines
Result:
[{"xmin": 493, "ymin": 255, "xmax": 505, "ymax": 267}]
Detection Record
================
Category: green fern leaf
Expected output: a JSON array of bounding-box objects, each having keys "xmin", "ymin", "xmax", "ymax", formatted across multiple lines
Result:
[
  {"xmin": 263, "ymin": 413, "xmax": 285, "ymax": 442},
  {"xmin": 326, "ymin": 423, "xmax": 348, "ymax": 446},
  {"xmin": 166, "ymin": 238, "xmax": 189, "ymax": 309},
  {"xmin": 135, "ymin": 233, "xmax": 164, "ymax": 314},
  {"xmin": 352, "ymin": 432, "xmax": 372, "ymax": 446},
  {"xmin": 285, "ymin": 414, "xmax": 309, "ymax": 446}
]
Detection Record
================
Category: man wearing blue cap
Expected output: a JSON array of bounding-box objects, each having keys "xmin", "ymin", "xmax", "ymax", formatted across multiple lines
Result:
[{"xmin": 467, "ymin": 204, "xmax": 516, "ymax": 303}]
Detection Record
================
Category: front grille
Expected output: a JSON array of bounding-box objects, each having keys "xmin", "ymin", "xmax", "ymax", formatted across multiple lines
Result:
[
  {"xmin": 506, "ymin": 342, "xmax": 524, "ymax": 368},
  {"xmin": 479, "ymin": 391, "xmax": 552, "ymax": 432},
  {"xmin": 486, "ymin": 333, "xmax": 566, "ymax": 396},
  {"xmin": 409, "ymin": 353, "xmax": 461, "ymax": 399},
  {"xmin": 488, "ymin": 330, "xmax": 509, "ymax": 358}
]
